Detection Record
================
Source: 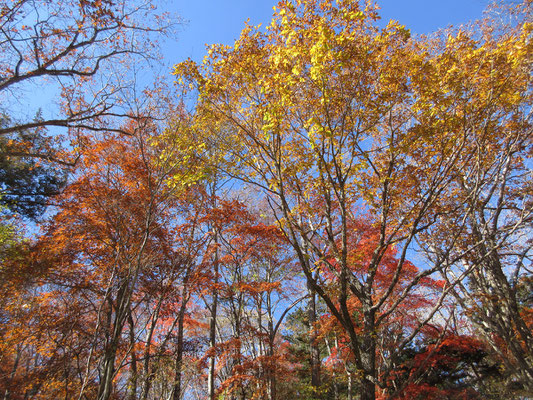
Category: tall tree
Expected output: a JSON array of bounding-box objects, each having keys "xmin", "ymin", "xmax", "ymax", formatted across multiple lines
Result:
[
  {"xmin": 415, "ymin": 2, "xmax": 533, "ymax": 393},
  {"xmin": 173, "ymin": 1, "xmax": 460, "ymax": 398},
  {"xmin": 207, "ymin": 199, "xmax": 299, "ymax": 400},
  {"xmin": 0, "ymin": 102, "xmax": 201, "ymax": 399},
  {"xmin": 173, "ymin": 1, "xmax": 532, "ymax": 398}
]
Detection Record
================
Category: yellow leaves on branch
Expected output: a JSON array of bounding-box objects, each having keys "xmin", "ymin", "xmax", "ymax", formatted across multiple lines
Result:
[{"xmin": 169, "ymin": 0, "xmax": 532, "ymax": 219}]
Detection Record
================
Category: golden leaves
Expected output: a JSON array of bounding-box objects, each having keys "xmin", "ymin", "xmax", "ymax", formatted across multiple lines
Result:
[{"xmin": 170, "ymin": 0, "xmax": 532, "ymax": 244}]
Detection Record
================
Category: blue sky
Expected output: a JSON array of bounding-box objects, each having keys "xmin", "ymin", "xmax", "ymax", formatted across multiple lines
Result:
[
  {"xmin": 11, "ymin": 0, "xmax": 490, "ymax": 146},
  {"xmin": 168, "ymin": 0, "xmax": 489, "ymax": 64}
]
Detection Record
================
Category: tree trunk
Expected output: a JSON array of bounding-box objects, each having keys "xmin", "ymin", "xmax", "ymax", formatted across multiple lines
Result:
[
  {"xmin": 308, "ymin": 280, "xmax": 321, "ymax": 392},
  {"xmin": 208, "ymin": 231, "xmax": 219, "ymax": 400},
  {"xmin": 98, "ymin": 291, "xmax": 124, "ymax": 400},
  {"xmin": 347, "ymin": 371, "xmax": 352, "ymax": 400},
  {"xmin": 359, "ymin": 309, "xmax": 377, "ymax": 400},
  {"xmin": 139, "ymin": 303, "xmax": 162, "ymax": 400},
  {"xmin": 127, "ymin": 311, "xmax": 138, "ymax": 400},
  {"xmin": 3, "ymin": 344, "xmax": 21, "ymax": 400},
  {"xmin": 172, "ymin": 282, "xmax": 190, "ymax": 400}
]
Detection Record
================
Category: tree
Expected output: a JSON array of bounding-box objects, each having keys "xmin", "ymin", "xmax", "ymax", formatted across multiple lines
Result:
[
  {"xmin": 210, "ymin": 199, "xmax": 299, "ymax": 400},
  {"xmin": 0, "ymin": 100, "xmax": 202, "ymax": 399},
  {"xmin": 413, "ymin": 2, "xmax": 533, "ymax": 393},
  {"xmin": 312, "ymin": 216, "xmax": 448, "ymax": 400},
  {"xmin": 0, "ymin": 0, "xmax": 174, "ymax": 138},
  {"xmin": 0, "ymin": 115, "xmax": 66, "ymax": 218},
  {"xmin": 179, "ymin": 196, "xmax": 302, "ymax": 400},
  {"xmin": 283, "ymin": 304, "xmax": 332, "ymax": 400},
  {"xmin": 174, "ymin": 1, "xmax": 466, "ymax": 398},
  {"xmin": 386, "ymin": 334, "xmax": 499, "ymax": 400}
]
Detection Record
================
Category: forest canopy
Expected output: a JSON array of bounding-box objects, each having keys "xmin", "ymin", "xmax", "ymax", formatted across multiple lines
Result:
[{"xmin": 0, "ymin": 1, "xmax": 531, "ymax": 400}]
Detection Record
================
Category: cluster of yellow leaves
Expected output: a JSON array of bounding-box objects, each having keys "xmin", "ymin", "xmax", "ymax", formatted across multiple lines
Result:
[{"xmin": 171, "ymin": 0, "xmax": 531, "ymax": 247}]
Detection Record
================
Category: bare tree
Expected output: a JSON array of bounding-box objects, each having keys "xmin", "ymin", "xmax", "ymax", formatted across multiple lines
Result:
[{"xmin": 0, "ymin": 0, "xmax": 176, "ymax": 147}]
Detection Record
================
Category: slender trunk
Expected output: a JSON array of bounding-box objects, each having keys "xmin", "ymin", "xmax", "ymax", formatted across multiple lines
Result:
[
  {"xmin": 98, "ymin": 276, "xmax": 136, "ymax": 400},
  {"xmin": 267, "ymin": 337, "xmax": 277, "ymax": 400},
  {"xmin": 172, "ymin": 283, "xmax": 190, "ymax": 400},
  {"xmin": 307, "ymin": 280, "xmax": 321, "ymax": 391},
  {"xmin": 171, "ymin": 312, "xmax": 185, "ymax": 400},
  {"xmin": 347, "ymin": 371, "xmax": 352, "ymax": 400},
  {"xmin": 266, "ymin": 291, "xmax": 276, "ymax": 400},
  {"xmin": 267, "ymin": 339, "xmax": 276, "ymax": 399},
  {"xmin": 98, "ymin": 348, "xmax": 117, "ymax": 400},
  {"xmin": 232, "ymin": 288, "xmax": 245, "ymax": 400},
  {"xmin": 208, "ymin": 232, "xmax": 219, "ymax": 400},
  {"xmin": 257, "ymin": 297, "xmax": 265, "ymax": 395},
  {"xmin": 139, "ymin": 299, "xmax": 163, "ymax": 400},
  {"xmin": 127, "ymin": 311, "xmax": 137, "ymax": 400},
  {"xmin": 97, "ymin": 292, "xmax": 122, "ymax": 400},
  {"xmin": 3, "ymin": 344, "xmax": 22, "ymax": 400},
  {"xmin": 207, "ymin": 284, "xmax": 218, "ymax": 400},
  {"xmin": 325, "ymin": 336, "xmax": 339, "ymax": 400}
]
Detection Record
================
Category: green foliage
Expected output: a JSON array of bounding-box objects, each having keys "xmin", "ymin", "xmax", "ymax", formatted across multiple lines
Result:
[
  {"xmin": 0, "ymin": 207, "xmax": 20, "ymax": 262},
  {"xmin": 0, "ymin": 115, "xmax": 67, "ymax": 219}
]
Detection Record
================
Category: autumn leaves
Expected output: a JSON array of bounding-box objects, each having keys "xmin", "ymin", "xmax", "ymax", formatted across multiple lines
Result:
[
  {"xmin": 172, "ymin": 0, "xmax": 532, "ymax": 398},
  {"xmin": 1, "ymin": 0, "xmax": 531, "ymax": 399}
]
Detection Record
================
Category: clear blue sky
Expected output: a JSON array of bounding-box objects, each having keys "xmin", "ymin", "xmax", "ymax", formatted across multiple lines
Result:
[
  {"xmin": 15, "ymin": 0, "xmax": 490, "ymax": 135},
  {"xmin": 167, "ymin": 0, "xmax": 489, "ymax": 64}
]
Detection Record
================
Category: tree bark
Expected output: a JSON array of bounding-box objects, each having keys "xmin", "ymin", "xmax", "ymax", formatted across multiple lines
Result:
[
  {"xmin": 208, "ymin": 233, "xmax": 219, "ymax": 400},
  {"xmin": 127, "ymin": 311, "xmax": 138, "ymax": 400},
  {"xmin": 172, "ymin": 276, "xmax": 191, "ymax": 400},
  {"xmin": 307, "ymin": 280, "xmax": 321, "ymax": 392},
  {"xmin": 359, "ymin": 308, "xmax": 377, "ymax": 400}
]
